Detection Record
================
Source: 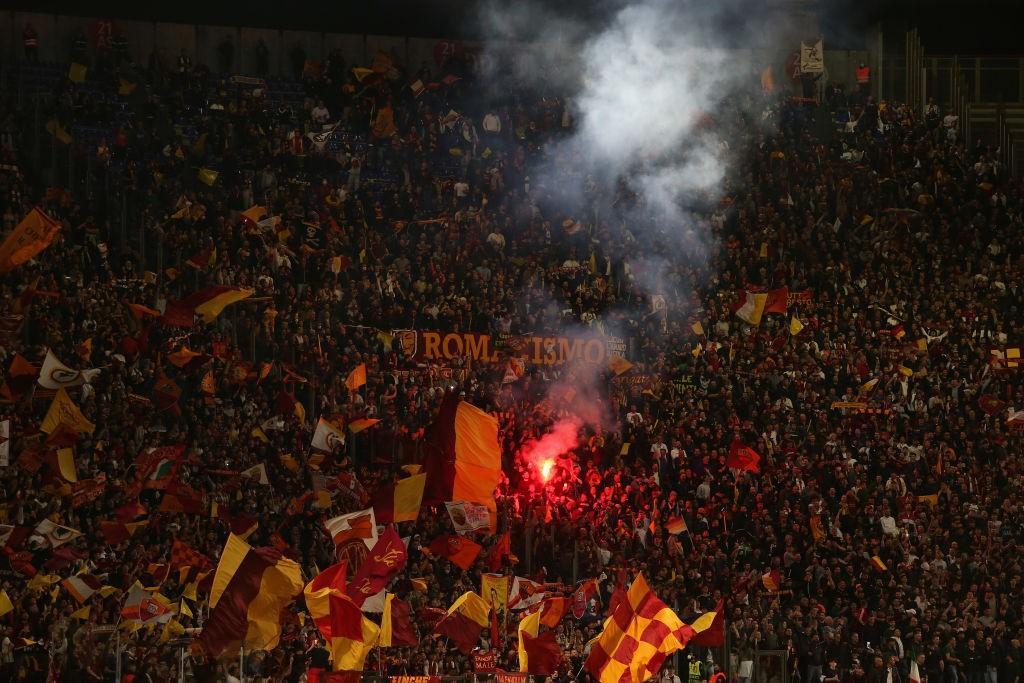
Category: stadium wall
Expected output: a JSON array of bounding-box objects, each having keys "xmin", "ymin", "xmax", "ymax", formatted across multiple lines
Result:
[{"xmin": 0, "ymin": 10, "xmax": 870, "ymax": 90}]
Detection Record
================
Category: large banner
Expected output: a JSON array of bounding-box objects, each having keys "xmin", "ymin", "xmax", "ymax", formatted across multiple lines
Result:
[{"xmin": 396, "ymin": 330, "xmax": 627, "ymax": 366}]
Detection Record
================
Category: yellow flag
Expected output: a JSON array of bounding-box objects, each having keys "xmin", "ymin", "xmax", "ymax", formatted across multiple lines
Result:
[
  {"xmin": 197, "ymin": 168, "xmax": 219, "ymax": 186},
  {"xmin": 859, "ymin": 378, "xmax": 879, "ymax": 394},
  {"xmin": 392, "ymin": 473, "xmax": 426, "ymax": 523},
  {"xmin": 692, "ymin": 343, "xmax": 702, "ymax": 358},
  {"xmin": 56, "ymin": 448, "xmax": 77, "ymax": 482},
  {"xmin": 70, "ymin": 605, "xmax": 91, "ymax": 620},
  {"xmin": 280, "ymin": 453, "xmax": 299, "ymax": 471},
  {"xmin": 179, "ymin": 600, "xmax": 193, "ymax": 618},
  {"xmin": 68, "ymin": 63, "xmax": 87, "ymax": 83},
  {"xmin": 345, "ymin": 364, "xmax": 367, "ymax": 391},
  {"xmin": 518, "ymin": 609, "xmax": 541, "ymax": 673},
  {"xmin": 251, "ymin": 427, "xmax": 269, "ymax": 443},
  {"xmin": 607, "ymin": 355, "xmax": 634, "ymax": 376},
  {"xmin": 0, "ymin": 590, "xmax": 13, "ymax": 617},
  {"xmin": 691, "ymin": 321, "xmax": 705, "ymax": 336},
  {"xmin": 0, "ymin": 208, "xmax": 62, "ymax": 274},
  {"xmin": 789, "ymin": 317, "xmax": 805, "ymax": 336},
  {"xmin": 41, "ymin": 388, "xmax": 95, "ymax": 435},
  {"xmin": 916, "ymin": 338, "xmax": 928, "ymax": 351}
]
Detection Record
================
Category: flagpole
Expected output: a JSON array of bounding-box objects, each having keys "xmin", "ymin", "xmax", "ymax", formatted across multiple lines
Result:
[
  {"xmin": 239, "ymin": 645, "xmax": 245, "ymax": 683},
  {"xmin": 114, "ymin": 627, "xmax": 121, "ymax": 683}
]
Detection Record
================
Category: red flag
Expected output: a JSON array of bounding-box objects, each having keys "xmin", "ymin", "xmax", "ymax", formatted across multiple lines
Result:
[
  {"xmin": 491, "ymin": 607, "xmax": 501, "ymax": 650},
  {"xmin": 727, "ymin": 439, "xmax": 761, "ymax": 472},
  {"xmin": 688, "ymin": 599, "xmax": 725, "ymax": 647},
  {"xmin": 521, "ymin": 630, "xmax": 562, "ymax": 675},
  {"xmin": 539, "ymin": 596, "xmax": 569, "ymax": 628},
  {"xmin": 345, "ymin": 528, "xmax": 407, "ymax": 607},
  {"xmin": 764, "ymin": 287, "xmax": 789, "ymax": 314},
  {"xmin": 170, "ymin": 539, "xmax": 213, "ymax": 572},
  {"xmin": 571, "ymin": 579, "xmax": 599, "ymax": 619},
  {"xmin": 427, "ymin": 535, "xmax": 482, "ymax": 570},
  {"xmin": 486, "ymin": 532, "xmax": 510, "ymax": 572}
]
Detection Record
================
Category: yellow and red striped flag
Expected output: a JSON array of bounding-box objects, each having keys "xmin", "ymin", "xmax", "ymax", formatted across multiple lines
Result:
[
  {"xmin": 345, "ymin": 363, "xmax": 367, "ymax": 391},
  {"xmin": 584, "ymin": 574, "xmax": 695, "ymax": 683},
  {"xmin": 196, "ymin": 534, "xmax": 303, "ymax": 657},
  {"xmin": 762, "ymin": 569, "xmax": 782, "ymax": 593},
  {"xmin": 870, "ymin": 556, "xmax": 888, "ymax": 572}
]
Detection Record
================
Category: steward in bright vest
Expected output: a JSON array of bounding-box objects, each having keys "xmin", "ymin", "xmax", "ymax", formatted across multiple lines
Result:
[
  {"xmin": 856, "ymin": 63, "xmax": 871, "ymax": 96},
  {"xmin": 688, "ymin": 657, "xmax": 705, "ymax": 683}
]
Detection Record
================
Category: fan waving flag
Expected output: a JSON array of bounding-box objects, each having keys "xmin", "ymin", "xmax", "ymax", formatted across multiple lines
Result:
[
  {"xmin": 688, "ymin": 599, "xmax": 725, "ymax": 647},
  {"xmin": 345, "ymin": 527, "xmax": 407, "ymax": 608},
  {"xmin": 345, "ymin": 364, "xmax": 367, "ymax": 391},
  {"xmin": 164, "ymin": 286, "xmax": 254, "ymax": 327},
  {"xmin": 197, "ymin": 534, "xmax": 303, "ymax": 657},
  {"xmin": 325, "ymin": 508, "xmax": 378, "ymax": 549},
  {"xmin": 304, "ymin": 560, "xmax": 351, "ymax": 639},
  {"xmin": 584, "ymin": 574, "xmax": 696, "ymax": 683},
  {"xmin": 423, "ymin": 392, "xmax": 501, "ymax": 530},
  {"xmin": 371, "ymin": 473, "xmax": 426, "ymax": 524},
  {"xmin": 518, "ymin": 609, "xmax": 563, "ymax": 675},
  {"xmin": 434, "ymin": 591, "xmax": 491, "ymax": 655},
  {"xmin": 0, "ymin": 208, "xmax": 62, "ymax": 273},
  {"xmin": 427, "ymin": 534, "xmax": 482, "ymax": 570},
  {"xmin": 311, "ymin": 417, "xmax": 346, "ymax": 452},
  {"xmin": 380, "ymin": 593, "xmax": 418, "ymax": 647},
  {"xmin": 727, "ymin": 439, "xmax": 761, "ymax": 472},
  {"xmin": 734, "ymin": 291, "xmax": 768, "ymax": 326}
]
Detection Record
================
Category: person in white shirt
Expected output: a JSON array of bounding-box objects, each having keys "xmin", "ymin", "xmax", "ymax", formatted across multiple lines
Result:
[{"xmin": 482, "ymin": 110, "xmax": 501, "ymax": 134}]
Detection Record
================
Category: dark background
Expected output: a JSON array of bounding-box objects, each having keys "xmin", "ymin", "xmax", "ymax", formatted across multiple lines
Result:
[{"xmin": 0, "ymin": 0, "xmax": 1021, "ymax": 53}]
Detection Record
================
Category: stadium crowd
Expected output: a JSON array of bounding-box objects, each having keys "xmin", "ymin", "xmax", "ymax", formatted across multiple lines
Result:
[{"xmin": 0, "ymin": 21, "xmax": 1023, "ymax": 683}]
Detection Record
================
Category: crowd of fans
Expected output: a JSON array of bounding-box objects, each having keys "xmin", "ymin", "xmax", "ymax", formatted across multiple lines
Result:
[{"xmin": 0, "ymin": 19, "xmax": 1022, "ymax": 683}]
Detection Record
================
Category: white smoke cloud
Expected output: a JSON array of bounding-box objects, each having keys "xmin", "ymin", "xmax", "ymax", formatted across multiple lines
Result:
[{"xmin": 477, "ymin": 0, "xmax": 790, "ymax": 262}]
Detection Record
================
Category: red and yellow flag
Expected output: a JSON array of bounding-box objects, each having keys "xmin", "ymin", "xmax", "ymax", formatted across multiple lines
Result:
[
  {"xmin": 433, "ymin": 591, "xmax": 490, "ymax": 655},
  {"xmin": 371, "ymin": 473, "xmax": 426, "ymax": 524},
  {"xmin": 197, "ymin": 534, "xmax": 303, "ymax": 657},
  {"xmin": 422, "ymin": 392, "xmax": 501, "ymax": 529},
  {"xmin": 0, "ymin": 208, "xmax": 62, "ymax": 273},
  {"xmin": 584, "ymin": 574, "xmax": 695, "ymax": 683},
  {"xmin": 345, "ymin": 363, "xmax": 367, "ymax": 391},
  {"xmin": 427, "ymin": 535, "xmax": 482, "ymax": 570}
]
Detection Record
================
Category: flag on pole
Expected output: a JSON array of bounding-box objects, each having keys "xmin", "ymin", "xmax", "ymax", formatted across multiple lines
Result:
[
  {"xmin": 727, "ymin": 439, "xmax": 761, "ymax": 472},
  {"xmin": 197, "ymin": 534, "xmax": 303, "ymax": 657},
  {"xmin": 324, "ymin": 509, "xmax": 378, "ymax": 549},
  {"xmin": 583, "ymin": 574, "xmax": 695, "ymax": 682},
  {"xmin": 426, "ymin": 535, "xmax": 482, "ymax": 570},
  {"xmin": 0, "ymin": 208, "xmax": 62, "ymax": 274},
  {"xmin": 345, "ymin": 528, "xmax": 407, "ymax": 608},
  {"xmin": 422, "ymin": 392, "xmax": 501, "ymax": 530},
  {"xmin": 433, "ymin": 591, "xmax": 490, "ymax": 655},
  {"xmin": 380, "ymin": 593, "xmax": 418, "ymax": 647},
  {"xmin": 735, "ymin": 291, "xmax": 768, "ymax": 326},
  {"xmin": 688, "ymin": 599, "xmax": 725, "ymax": 647},
  {"xmin": 371, "ymin": 473, "xmax": 426, "ymax": 524},
  {"xmin": 345, "ymin": 364, "xmax": 367, "ymax": 391},
  {"xmin": 311, "ymin": 417, "xmax": 346, "ymax": 452}
]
